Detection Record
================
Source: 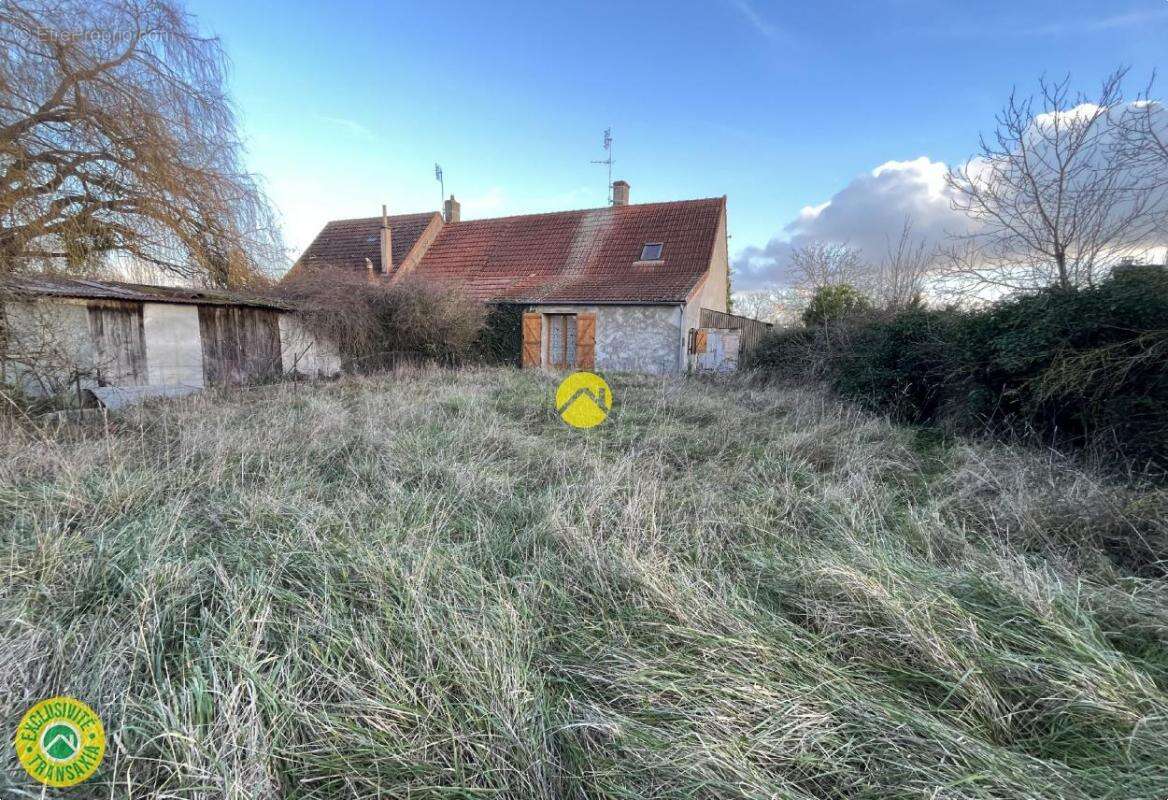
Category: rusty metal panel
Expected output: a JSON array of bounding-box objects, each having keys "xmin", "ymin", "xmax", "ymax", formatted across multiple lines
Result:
[
  {"xmin": 87, "ymin": 300, "xmax": 146, "ymax": 386},
  {"xmin": 690, "ymin": 328, "xmax": 741, "ymax": 373},
  {"xmin": 197, "ymin": 306, "xmax": 282, "ymax": 386},
  {"xmin": 694, "ymin": 329, "xmax": 708, "ymax": 354},
  {"xmin": 699, "ymin": 308, "xmax": 773, "ymax": 355}
]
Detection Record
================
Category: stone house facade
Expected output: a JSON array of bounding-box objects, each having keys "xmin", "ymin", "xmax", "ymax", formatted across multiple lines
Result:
[{"xmin": 296, "ymin": 181, "xmax": 731, "ymax": 374}]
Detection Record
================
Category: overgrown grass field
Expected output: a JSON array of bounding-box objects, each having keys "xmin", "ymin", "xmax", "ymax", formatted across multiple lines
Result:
[{"xmin": 2, "ymin": 368, "xmax": 1167, "ymax": 798}]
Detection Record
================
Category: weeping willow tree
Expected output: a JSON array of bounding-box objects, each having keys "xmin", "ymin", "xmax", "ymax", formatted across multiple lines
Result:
[{"xmin": 0, "ymin": 0, "xmax": 282, "ymax": 288}]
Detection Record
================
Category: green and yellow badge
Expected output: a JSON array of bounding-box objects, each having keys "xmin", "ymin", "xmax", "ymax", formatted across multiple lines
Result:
[
  {"xmin": 14, "ymin": 697, "xmax": 105, "ymax": 787},
  {"xmin": 556, "ymin": 371, "xmax": 613, "ymax": 429}
]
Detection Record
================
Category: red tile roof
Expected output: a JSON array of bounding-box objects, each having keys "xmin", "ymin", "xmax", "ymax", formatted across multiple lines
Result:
[
  {"xmin": 297, "ymin": 212, "xmax": 437, "ymax": 274},
  {"xmin": 413, "ymin": 197, "xmax": 725, "ymax": 303},
  {"xmin": 293, "ymin": 197, "xmax": 725, "ymax": 303}
]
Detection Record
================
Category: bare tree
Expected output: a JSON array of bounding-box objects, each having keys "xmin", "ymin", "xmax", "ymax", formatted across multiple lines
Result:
[
  {"xmin": 788, "ymin": 241, "xmax": 867, "ymax": 296},
  {"xmin": 1112, "ymin": 75, "xmax": 1168, "ymax": 177},
  {"xmin": 0, "ymin": 0, "xmax": 282, "ymax": 287},
  {"xmin": 944, "ymin": 70, "xmax": 1163, "ymax": 294},
  {"xmin": 1111, "ymin": 78, "xmax": 1168, "ymax": 250},
  {"xmin": 870, "ymin": 217, "xmax": 933, "ymax": 310},
  {"xmin": 731, "ymin": 287, "xmax": 803, "ymax": 325}
]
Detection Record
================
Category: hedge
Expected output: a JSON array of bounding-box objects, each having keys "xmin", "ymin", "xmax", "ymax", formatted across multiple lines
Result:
[{"xmin": 749, "ymin": 268, "xmax": 1168, "ymax": 469}]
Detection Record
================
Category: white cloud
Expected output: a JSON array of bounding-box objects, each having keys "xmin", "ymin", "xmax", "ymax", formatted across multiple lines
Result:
[
  {"xmin": 733, "ymin": 156, "xmax": 971, "ymax": 289},
  {"xmin": 734, "ymin": 100, "xmax": 1168, "ymax": 290},
  {"xmin": 1026, "ymin": 8, "xmax": 1168, "ymax": 36},
  {"xmin": 461, "ymin": 186, "xmax": 507, "ymax": 217},
  {"xmin": 726, "ymin": 0, "xmax": 788, "ymax": 43},
  {"xmin": 318, "ymin": 115, "xmax": 377, "ymax": 141}
]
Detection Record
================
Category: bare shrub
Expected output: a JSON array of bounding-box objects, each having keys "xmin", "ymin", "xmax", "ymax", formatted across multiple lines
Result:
[
  {"xmin": 277, "ymin": 268, "xmax": 485, "ymax": 370},
  {"xmin": 788, "ymin": 241, "xmax": 866, "ymax": 296},
  {"xmin": 871, "ymin": 217, "xmax": 934, "ymax": 311}
]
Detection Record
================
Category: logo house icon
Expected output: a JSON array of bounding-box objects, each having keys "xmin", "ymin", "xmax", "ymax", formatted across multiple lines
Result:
[{"xmin": 555, "ymin": 371, "xmax": 613, "ymax": 429}]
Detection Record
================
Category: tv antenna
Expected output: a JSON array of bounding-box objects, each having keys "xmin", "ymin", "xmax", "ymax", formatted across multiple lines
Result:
[
  {"xmin": 434, "ymin": 163, "xmax": 445, "ymax": 210},
  {"xmin": 590, "ymin": 128, "xmax": 614, "ymax": 205}
]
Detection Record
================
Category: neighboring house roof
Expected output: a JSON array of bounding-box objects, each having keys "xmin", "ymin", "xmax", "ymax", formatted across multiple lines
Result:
[
  {"xmin": 2, "ymin": 275, "xmax": 291, "ymax": 311},
  {"xmin": 296, "ymin": 212, "xmax": 439, "ymax": 274},
  {"xmin": 294, "ymin": 197, "xmax": 726, "ymax": 304}
]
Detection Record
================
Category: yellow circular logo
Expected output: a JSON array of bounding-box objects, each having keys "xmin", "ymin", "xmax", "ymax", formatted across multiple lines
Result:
[
  {"xmin": 14, "ymin": 697, "xmax": 105, "ymax": 787},
  {"xmin": 555, "ymin": 371, "xmax": 613, "ymax": 429}
]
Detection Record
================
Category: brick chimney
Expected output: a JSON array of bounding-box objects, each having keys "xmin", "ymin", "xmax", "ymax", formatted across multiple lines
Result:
[
  {"xmin": 612, "ymin": 180, "xmax": 629, "ymax": 206},
  {"xmin": 444, "ymin": 194, "xmax": 461, "ymax": 223},
  {"xmin": 379, "ymin": 204, "xmax": 392, "ymax": 275}
]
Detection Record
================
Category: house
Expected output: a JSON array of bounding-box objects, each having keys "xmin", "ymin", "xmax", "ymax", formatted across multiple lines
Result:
[
  {"xmin": 296, "ymin": 181, "xmax": 731, "ymax": 373},
  {"xmin": 0, "ymin": 276, "xmax": 339, "ymax": 401}
]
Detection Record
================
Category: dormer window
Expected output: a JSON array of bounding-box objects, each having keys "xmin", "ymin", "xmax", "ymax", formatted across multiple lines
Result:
[{"xmin": 640, "ymin": 243, "xmax": 663, "ymax": 261}]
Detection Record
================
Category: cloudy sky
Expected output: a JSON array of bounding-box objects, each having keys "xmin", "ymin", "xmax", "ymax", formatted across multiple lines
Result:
[{"xmin": 184, "ymin": 0, "xmax": 1168, "ymax": 287}]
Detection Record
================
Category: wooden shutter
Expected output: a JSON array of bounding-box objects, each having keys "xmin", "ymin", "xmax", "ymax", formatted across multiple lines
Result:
[
  {"xmin": 575, "ymin": 312, "xmax": 596, "ymax": 369},
  {"xmin": 521, "ymin": 312, "xmax": 542, "ymax": 367},
  {"xmin": 694, "ymin": 329, "xmax": 708, "ymax": 354}
]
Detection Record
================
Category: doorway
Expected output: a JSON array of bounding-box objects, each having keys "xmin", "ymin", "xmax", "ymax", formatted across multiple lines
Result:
[{"xmin": 546, "ymin": 314, "xmax": 577, "ymax": 368}]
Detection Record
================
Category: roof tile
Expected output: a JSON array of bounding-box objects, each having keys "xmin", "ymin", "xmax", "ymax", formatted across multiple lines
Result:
[
  {"xmin": 296, "ymin": 197, "xmax": 725, "ymax": 304},
  {"xmin": 297, "ymin": 212, "xmax": 437, "ymax": 274}
]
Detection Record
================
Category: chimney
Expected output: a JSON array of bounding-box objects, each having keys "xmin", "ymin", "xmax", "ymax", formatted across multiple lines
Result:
[
  {"xmin": 379, "ymin": 204, "xmax": 393, "ymax": 275},
  {"xmin": 612, "ymin": 180, "xmax": 629, "ymax": 206},
  {"xmin": 444, "ymin": 194, "xmax": 461, "ymax": 223}
]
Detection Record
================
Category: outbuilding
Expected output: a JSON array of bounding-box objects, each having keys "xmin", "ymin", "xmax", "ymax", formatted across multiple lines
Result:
[{"xmin": 1, "ymin": 276, "xmax": 338, "ymax": 401}]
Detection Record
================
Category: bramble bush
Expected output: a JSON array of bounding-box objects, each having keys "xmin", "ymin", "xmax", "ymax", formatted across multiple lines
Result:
[
  {"xmin": 749, "ymin": 268, "xmax": 1168, "ymax": 469},
  {"xmin": 278, "ymin": 268, "xmax": 485, "ymax": 369}
]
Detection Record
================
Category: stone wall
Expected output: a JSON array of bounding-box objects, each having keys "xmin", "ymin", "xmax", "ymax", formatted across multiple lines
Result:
[
  {"xmin": 595, "ymin": 305, "xmax": 681, "ymax": 374},
  {"xmin": 528, "ymin": 303, "xmax": 683, "ymax": 374}
]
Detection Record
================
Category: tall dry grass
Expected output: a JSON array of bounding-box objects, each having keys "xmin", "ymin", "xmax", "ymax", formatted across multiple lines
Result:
[{"xmin": 1, "ymin": 368, "xmax": 1166, "ymax": 798}]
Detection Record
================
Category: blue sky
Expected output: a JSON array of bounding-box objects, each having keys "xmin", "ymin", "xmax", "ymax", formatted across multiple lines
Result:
[{"xmin": 184, "ymin": 0, "xmax": 1168, "ymax": 285}]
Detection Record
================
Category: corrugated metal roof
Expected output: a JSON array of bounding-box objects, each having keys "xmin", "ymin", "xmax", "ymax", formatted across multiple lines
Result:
[
  {"xmin": 85, "ymin": 383, "xmax": 203, "ymax": 409},
  {"xmin": 1, "ymin": 276, "xmax": 292, "ymax": 310}
]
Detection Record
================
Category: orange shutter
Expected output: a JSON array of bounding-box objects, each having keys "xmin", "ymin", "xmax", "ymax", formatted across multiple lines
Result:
[
  {"xmin": 576, "ymin": 312, "xmax": 596, "ymax": 369},
  {"xmin": 694, "ymin": 329, "xmax": 708, "ymax": 354},
  {"xmin": 521, "ymin": 312, "xmax": 542, "ymax": 367}
]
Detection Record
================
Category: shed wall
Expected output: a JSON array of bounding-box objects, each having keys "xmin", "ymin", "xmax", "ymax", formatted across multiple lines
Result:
[
  {"xmin": 699, "ymin": 308, "xmax": 773, "ymax": 355},
  {"xmin": 197, "ymin": 306, "xmax": 282, "ymax": 386},
  {"xmin": 1, "ymin": 298, "xmax": 95, "ymax": 396},
  {"xmin": 143, "ymin": 303, "xmax": 205, "ymax": 387},
  {"xmin": 87, "ymin": 301, "xmax": 147, "ymax": 386},
  {"xmin": 279, "ymin": 315, "xmax": 341, "ymax": 377}
]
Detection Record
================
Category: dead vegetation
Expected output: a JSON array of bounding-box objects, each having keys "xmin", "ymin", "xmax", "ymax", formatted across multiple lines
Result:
[
  {"xmin": 277, "ymin": 268, "xmax": 485, "ymax": 369},
  {"xmin": 1, "ymin": 369, "xmax": 1166, "ymax": 798}
]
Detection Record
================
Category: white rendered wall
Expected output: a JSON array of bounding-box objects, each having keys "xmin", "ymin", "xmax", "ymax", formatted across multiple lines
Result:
[
  {"xmin": 143, "ymin": 303, "xmax": 204, "ymax": 387},
  {"xmin": 279, "ymin": 314, "xmax": 341, "ymax": 377}
]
